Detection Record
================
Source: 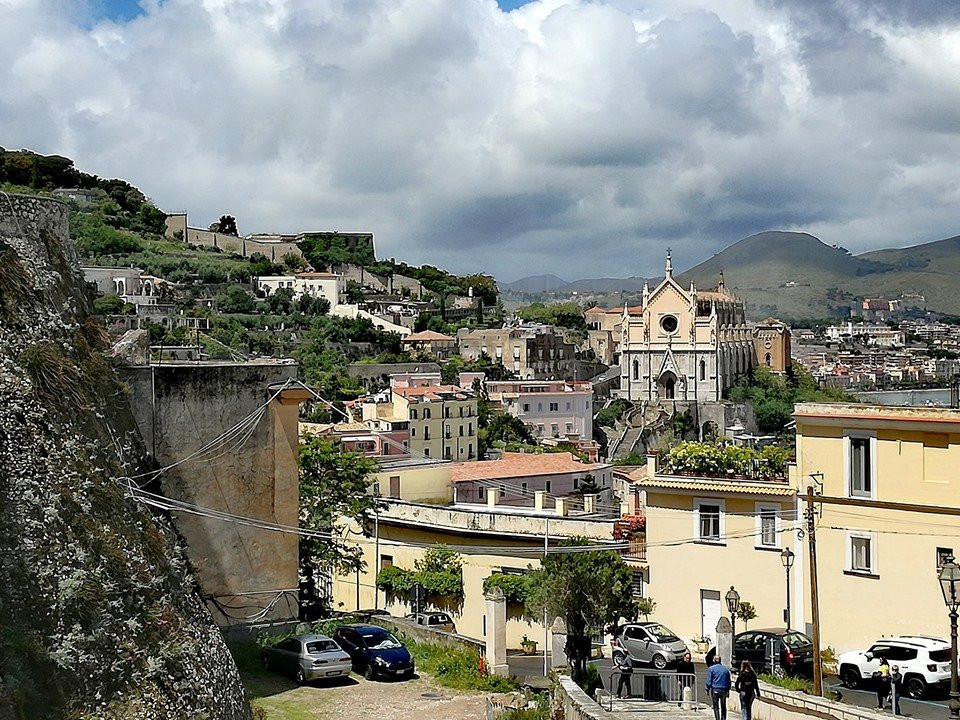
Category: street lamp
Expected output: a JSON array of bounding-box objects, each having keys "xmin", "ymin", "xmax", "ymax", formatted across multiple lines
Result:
[
  {"xmin": 781, "ymin": 548, "xmax": 795, "ymax": 630},
  {"xmin": 939, "ymin": 555, "xmax": 960, "ymax": 720},
  {"xmin": 726, "ymin": 586, "xmax": 741, "ymax": 666}
]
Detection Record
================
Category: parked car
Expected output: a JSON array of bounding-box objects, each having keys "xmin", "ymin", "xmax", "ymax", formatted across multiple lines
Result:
[
  {"xmin": 332, "ymin": 623, "xmax": 415, "ymax": 680},
  {"xmin": 260, "ymin": 634, "xmax": 352, "ymax": 685},
  {"xmin": 611, "ymin": 622, "xmax": 689, "ymax": 670},
  {"xmin": 837, "ymin": 636, "xmax": 953, "ymax": 699},
  {"xmin": 404, "ymin": 611, "xmax": 456, "ymax": 633},
  {"xmin": 707, "ymin": 629, "xmax": 815, "ymax": 678}
]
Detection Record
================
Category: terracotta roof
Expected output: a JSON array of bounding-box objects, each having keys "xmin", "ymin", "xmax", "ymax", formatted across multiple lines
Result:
[
  {"xmin": 637, "ymin": 475, "xmax": 795, "ymax": 496},
  {"xmin": 451, "ymin": 452, "xmax": 607, "ymax": 482},
  {"xmin": 402, "ymin": 330, "xmax": 456, "ymax": 342},
  {"xmin": 698, "ymin": 290, "xmax": 738, "ymax": 302},
  {"xmin": 586, "ymin": 305, "xmax": 643, "ymax": 315}
]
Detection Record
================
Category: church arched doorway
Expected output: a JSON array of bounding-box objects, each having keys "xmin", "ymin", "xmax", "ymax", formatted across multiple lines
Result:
[{"xmin": 658, "ymin": 371, "xmax": 677, "ymax": 400}]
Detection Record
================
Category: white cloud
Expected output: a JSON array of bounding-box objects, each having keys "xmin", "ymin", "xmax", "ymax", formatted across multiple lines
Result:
[{"xmin": 2, "ymin": 0, "xmax": 960, "ymax": 281}]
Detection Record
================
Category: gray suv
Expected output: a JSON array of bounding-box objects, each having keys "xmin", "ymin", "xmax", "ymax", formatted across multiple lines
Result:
[{"xmin": 612, "ymin": 622, "xmax": 689, "ymax": 670}]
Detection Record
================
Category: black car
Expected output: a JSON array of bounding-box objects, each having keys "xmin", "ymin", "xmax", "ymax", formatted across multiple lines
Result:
[
  {"xmin": 708, "ymin": 628, "xmax": 815, "ymax": 677},
  {"xmin": 331, "ymin": 624, "xmax": 415, "ymax": 681}
]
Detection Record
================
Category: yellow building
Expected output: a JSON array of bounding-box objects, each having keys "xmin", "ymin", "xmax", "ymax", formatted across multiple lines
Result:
[
  {"xmin": 794, "ymin": 402, "xmax": 960, "ymax": 652},
  {"xmin": 629, "ymin": 454, "xmax": 800, "ymax": 645},
  {"xmin": 332, "ymin": 501, "xmax": 625, "ymax": 648},
  {"xmin": 361, "ymin": 385, "xmax": 478, "ymax": 461}
]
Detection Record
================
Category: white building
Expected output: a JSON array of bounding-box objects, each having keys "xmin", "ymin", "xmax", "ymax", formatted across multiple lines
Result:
[
  {"xmin": 487, "ymin": 380, "xmax": 594, "ymax": 442},
  {"xmin": 256, "ymin": 272, "xmax": 345, "ymax": 309}
]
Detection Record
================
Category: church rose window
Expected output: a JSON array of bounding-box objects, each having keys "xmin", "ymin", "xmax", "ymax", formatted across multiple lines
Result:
[{"xmin": 660, "ymin": 315, "xmax": 678, "ymax": 334}]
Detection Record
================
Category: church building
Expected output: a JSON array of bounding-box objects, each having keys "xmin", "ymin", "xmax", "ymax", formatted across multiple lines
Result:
[{"xmin": 619, "ymin": 253, "xmax": 755, "ymax": 403}]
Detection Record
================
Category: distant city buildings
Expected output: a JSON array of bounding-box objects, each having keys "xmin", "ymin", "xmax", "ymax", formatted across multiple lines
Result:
[
  {"xmin": 457, "ymin": 325, "xmax": 577, "ymax": 380},
  {"xmin": 486, "ymin": 379, "xmax": 594, "ymax": 442}
]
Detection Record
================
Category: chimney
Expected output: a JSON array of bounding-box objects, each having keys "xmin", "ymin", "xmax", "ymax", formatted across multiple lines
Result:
[
  {"xmin": 584, "ymin": 494, "xmax": 596, "ymax": 514},
  {"xmin": 487, "ymin": 487, "xmax": 498, "ymax": 508},
  {"xmin": 535, "ymin": 490, "xmax": 546, "ymax": 511},
  {"xmin": 647, "ymin": 451, "xmax": 658, "ymax": 477},
  {"xmin": 555, "ymin": 497, "xmax": 568, "ymax": 516}
]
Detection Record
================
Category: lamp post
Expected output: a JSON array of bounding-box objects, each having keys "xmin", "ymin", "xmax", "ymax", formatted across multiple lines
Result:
[
  {"xmin": 726, "ymin": 586, "xmax": 740, "ymax": 666},
  {"xmin": 939, "ymin": 555, "xmax": 960, "ymax": 720},
  {"xmin": 781, "ymin": 548, "xmax": 795, "ymax": 630}
]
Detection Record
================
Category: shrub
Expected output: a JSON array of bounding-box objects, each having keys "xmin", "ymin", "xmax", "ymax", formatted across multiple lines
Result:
[
  {"xmin": 483, "ymin": 573, "xmax": 531, "ymax": 604},
  {"xmin": 759, "ymin": 673, "xmax": 814, "ymax": 694}
]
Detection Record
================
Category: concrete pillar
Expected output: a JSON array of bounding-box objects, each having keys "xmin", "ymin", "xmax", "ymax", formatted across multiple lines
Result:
[
  {"xmin": 620, "ymin": 501, "xmax": 630, "ymax": 517},
  {"xmin": 487, "ymin": 487, "xmax": 498, "ymax": 508},
  {"xmin": 646, "ymin": 451, "xmax": 658, "ymax": 476},
  {"xmin": 535, "ymin": 490, "xmax": 546, "ymax": 510},
  {"xmin": 716, "ymin": 616, "xmax": 733, "ymax": 668},
  {"xmin": 551, "ymin": 617, "xmax": 568, "ymax": 670},
  {"xmin": 555, "ymin": 497, "xmax": 568, "ymax": 516},
  {"xmin": 583, "ymin": 495, "xmax": 595, "ymax": 514},
  {"xmin": 485, "ymin": 588, "xmax": 508, "ymax": 676}
]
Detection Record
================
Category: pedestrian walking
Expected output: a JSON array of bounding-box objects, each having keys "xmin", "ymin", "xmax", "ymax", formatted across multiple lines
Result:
[
  {"xmin": 615, "ymin": 651, "xmax": 634, "ymax": 699},
  {"xmin": 735, "ymin": 660, "xmax": 761, "ymax": 720},
  {"xmin": 890, "ymin": 665, "xmax": 903, "ymax": 715},
  {"xmin": 875, "ymin": 656, "xmax": 891, "ymax": 709},
  {"xmin": 705, "ymin": 656, "xmax": 732, "ymax": 720}
]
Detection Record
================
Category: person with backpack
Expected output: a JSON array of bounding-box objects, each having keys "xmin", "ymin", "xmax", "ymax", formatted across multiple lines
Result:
[{"xmin": 615, "ymin": 651, "xmax": 634, "ymax": 699}]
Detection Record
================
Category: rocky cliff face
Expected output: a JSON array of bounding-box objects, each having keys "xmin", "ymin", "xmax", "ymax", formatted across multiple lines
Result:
[{"xmin": 0, "ymin": 193, "xmax": 249, "ymax": 720}]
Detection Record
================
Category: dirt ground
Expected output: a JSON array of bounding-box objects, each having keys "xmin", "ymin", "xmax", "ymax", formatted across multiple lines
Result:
[{"xmin": 245, "ymin": 668, "xmax": 489, "ymax": 720}]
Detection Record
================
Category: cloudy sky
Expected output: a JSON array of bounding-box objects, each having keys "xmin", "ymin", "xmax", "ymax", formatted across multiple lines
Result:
[{"xmin": 3, "ymin": 0, "xmax": 960, "ymax": 281}]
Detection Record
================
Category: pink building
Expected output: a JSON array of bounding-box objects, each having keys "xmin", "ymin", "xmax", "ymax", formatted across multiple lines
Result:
[{"xmin": 487, "ymin": 380, "xmax": 594, "ymax": 442}]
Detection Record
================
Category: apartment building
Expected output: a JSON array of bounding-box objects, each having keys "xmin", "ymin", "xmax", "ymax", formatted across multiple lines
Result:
[
  {"xmin": 794, "ymin": 402, "xmax": 960, "ymax": 651},
  {"xmin": 625, "ymin": 454, "xmax": 799, "ymax": 645},
  {"xmin": 360, "ymin": 385, "xmax": 478, "ymax": 461},
  {"xmin": 584, "ymin": 305, "xmax": 642, "ymax": 365},
  {"xmin": 457, "ymin": 325, "xmax": 577, "ymax": 380},
  {"xmin": 400, "ymin": 330, "xmax": 457, "ymax": 360},
  {"xmin": 487, "ymin": 380, "xmax": 594, "ymax": 442}
]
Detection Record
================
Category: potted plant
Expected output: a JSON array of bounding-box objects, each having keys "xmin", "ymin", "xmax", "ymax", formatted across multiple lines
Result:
[
  {"xmin": 691, "ymin": 635, "xmax": 710, "ymax": 652},
  {"xmin": 520, "ymin": 635, "xmax": 538, "ymax": 655}
]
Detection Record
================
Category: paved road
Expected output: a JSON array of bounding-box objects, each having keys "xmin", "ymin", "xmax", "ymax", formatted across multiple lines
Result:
[{"xmin": 506, "ymin": 654, "xmax": 950, "ymax": 719}]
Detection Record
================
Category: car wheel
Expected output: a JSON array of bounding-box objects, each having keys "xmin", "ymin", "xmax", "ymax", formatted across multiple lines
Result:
[
  {"xmin": 364, "ymin": 664, "xmax": 376, "ymax": 681},
  {"xmin": 839, "ymin": 665, "xmax": 861, "ymax": 689},
  {"xmin": 295, "ymin": 668, "xmax": 307, "ymax": 686},
  {"xmin": 904, "ymin": 676, "xmax": 927, "ymax": 699},
  {"xmin": 652, "ymin": 654, "xmax": 667, "ymax": 671}
]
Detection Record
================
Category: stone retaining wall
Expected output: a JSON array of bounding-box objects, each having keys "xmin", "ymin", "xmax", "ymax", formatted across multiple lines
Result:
[
  {"xmin": 728, "ymin": 681, "xmax": 891, "ymax": 720},
  {"xmin": 556, "ymin": 676, "xmax": 622, "ymax": 720},
  {"xmin": 371, "ymin": 615, "xmax": 485, "ymax": 655}
]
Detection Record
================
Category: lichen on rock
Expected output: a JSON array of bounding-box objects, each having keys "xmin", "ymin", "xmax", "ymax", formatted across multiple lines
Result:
[{"xmin": 0, "ymin": 193, "xmax": 250, "ymax": 720}]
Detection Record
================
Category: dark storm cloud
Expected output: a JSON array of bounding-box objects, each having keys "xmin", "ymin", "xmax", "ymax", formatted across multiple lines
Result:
[{"xmin": 2, "ymin": 0, "xmax": 960, "ymax": 281}]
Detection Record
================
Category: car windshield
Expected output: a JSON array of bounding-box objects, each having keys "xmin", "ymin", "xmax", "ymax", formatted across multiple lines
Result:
[
  {"xmin": 306, "ymin": 640, "xmax": 339, "ymax": 654},
  {"xmin": 782, "ymin": 632, "xmax": 812, "ymax": 648},
  {"xmin": 930, "ymin": 649, "xmax": 951, "ymax": 662},
  {"xmin": 644, "ymin": 624, "xmax": 680, "ymax": 643},
  {"xmin": 362, "ymin": 631, "xmax": 402, "ymax": 649}
]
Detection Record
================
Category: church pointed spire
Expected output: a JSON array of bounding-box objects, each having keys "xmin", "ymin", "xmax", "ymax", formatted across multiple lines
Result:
[
  {"xmin": 665, "ymin": 248, "xmax": 673, "ymax": 279},
  {"xmin": 718, "ymin": 269, "xmax": 726, "ymax": 293}
]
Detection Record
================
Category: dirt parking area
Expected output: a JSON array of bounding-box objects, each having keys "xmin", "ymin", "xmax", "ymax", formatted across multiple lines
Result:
[{"xmin": 245, "ymin": 668, "xmax": 488, "ymax": 720}]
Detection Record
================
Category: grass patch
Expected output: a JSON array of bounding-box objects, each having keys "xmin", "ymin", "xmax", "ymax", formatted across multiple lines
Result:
[
  {"xmin": 759, "ymin": 673, "xmax": 815, "ymax": 694},
  {"xmin": 404, "ymin": 638, "xmax": 519, "ymax": 692},
  {"xmin": 500, "ymin": 693, "xmax": 550, "ymax": 720}
]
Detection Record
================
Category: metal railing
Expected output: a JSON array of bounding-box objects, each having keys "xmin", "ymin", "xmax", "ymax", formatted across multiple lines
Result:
[{"xmin": 604, "ymin": 670, "xmax": 699, "ymax": 711}]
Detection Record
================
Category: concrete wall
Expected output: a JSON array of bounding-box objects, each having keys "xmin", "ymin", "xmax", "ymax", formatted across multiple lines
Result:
[
  {"xmin": 122, "ymin": 361, "xmax": 305, "ymax": 626},
  {"xmin": 556, "ymin": 676, "xmax": 620, "ymax": 720},
  {"xmin": 375, "ymin": 462, "xmax": 453, "ymax": 503},
  {"xmin": 729, "ymin": 680, "xmax": 890, "ymax": 720}
]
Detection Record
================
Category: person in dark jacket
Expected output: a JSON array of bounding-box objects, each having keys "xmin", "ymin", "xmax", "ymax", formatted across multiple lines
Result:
[
  {"xmin": 890, "ymin": 665, "xmax": 903, "ymax": 715},
  {"xmin": 616, "ymin": 652, "xmax": 634, "ymax": 699},
  {"xmin": 735, "ymin": 660, "xmax": 761, "ymax": 720},
  {"xmin": 676, "ymin": 652, "xmax": 697, "ymax": 707}
]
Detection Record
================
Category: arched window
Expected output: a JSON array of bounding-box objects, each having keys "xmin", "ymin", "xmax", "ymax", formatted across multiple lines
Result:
[
  {"xmin": 765, "ymin": 352, "xmax": 772, "ymax": 366},
  {"xmin": 699, "ymin": 359, "xmax": 706, "ymax": 380},
  {"xmin": 633, "ymin": 359, "xmax": 640, "ymax": 380}
]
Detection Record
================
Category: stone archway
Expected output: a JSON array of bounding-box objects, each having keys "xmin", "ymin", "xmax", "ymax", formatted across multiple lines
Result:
[{"xmin": 658, "ymin": 371, "xmax": 677, "ymax": 400}]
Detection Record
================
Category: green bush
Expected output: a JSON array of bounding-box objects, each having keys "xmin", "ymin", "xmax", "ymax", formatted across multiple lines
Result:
[
  {"xmin": 596, "ymin": 399, "xmax": 631, "ymax": 428},
  {"xmin": 572, "ymin": 661, "xmax": 603, "ymax": 696},
  {"xmin": 759, "ymin": 673, "xmax": 814, "ymax": 694},
  {"xmin": 404, "ymin": 638, "xmax": 519, "ymax": 691},
  {"xmin": 664, "ymin": 441, "xmax": 788, "ymax": 478},
  {"xmin": 483, "ymin": 573, "xmax": 531, "ymax": 604},
  {"xmin": 500, "ymin": 693, "xmax": 550, "ymax": 720}
]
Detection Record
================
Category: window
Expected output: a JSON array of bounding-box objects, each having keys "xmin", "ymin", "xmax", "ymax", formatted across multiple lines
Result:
[
  {"xmin": 847, "ymin": 434, "xmax": 874, "ymax": 498},
  {"xmin": 423, "ymin": 428, "xmax": 430, "ymax": 440},
  {"xmin": 423, "ymin": 448, "xmax": 430, "ymax": 458},
  {"xmin": 550, "ymin": 402, "xmax": 559, "ymax": 412},
  {"xmin": 660, "ymin": 315, "xmax": 678, "ymax": 334},
  {"xmin": 938, "ymin": 547, "xmax": 955, "ymax": 570},
  {"xmin": 523, "ymin": 403, "xmax": 530, "ymax": 412},
  {"xmin": 410, "ymin": 409, "xmax": 417, "ymax": 419},
  {"xmin": 574, "ymin": 476, "xmax": 580, "ymax": 489},
  {"xmin": 459, "ymin": 426, "xmax": 464, "ymax": 436},
  {"xmin": 700, "ymin": 359, "xmax": 706, "ymax": 380},
  {"xmin": 695, "ymin": 500, "xmax": 724, "ymax": 543},
  {"xmin": 566, "ymin": 402, "xmax": 571, "ymax": 411},
  {"xmin": 521, "ymin": 482, "xmax": 528, "ymax": 493},
  {"xmin": 468, "ymin": 422, "xmax": 473, "ymax": 434},
  {"xmin": 411, "ymin": 427, "xmax": 416, "ymax": 437},
  {"xmin": 537, "ymin": 403, "xmax": 543, "ymax": 411},
  {"xmin": 630, "ymin": 570, "xmax": 645, "ymax": 598},
  {"xmin": 849, "ymin": 533, "xmax": 875, "ymax": 574},
  {"xmin": 551, "ymin": 423, "xmax": 559, "ymax": 436},
  {"xmin": 380, "ymin": 554, "xmax": 393, "ymax": 570},
  {"xmin": 756, "ymin": 503, "xmax": 780, "ymax": 548},
  {"xmin": 566, "ymin": 422, "xmax": 573, "ymax": 432},
  {"xmin": 546, "ymin": 480, "xmax": 552, "ymax": 493},
  {"xmin": 424, "ymin": 408, "xmax": 431, "ymax": 419}
]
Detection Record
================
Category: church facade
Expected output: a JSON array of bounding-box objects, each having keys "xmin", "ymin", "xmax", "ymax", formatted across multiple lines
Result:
[{"xmin": 619, "ymin": 253, "xmax": 755, "ymax": 403}]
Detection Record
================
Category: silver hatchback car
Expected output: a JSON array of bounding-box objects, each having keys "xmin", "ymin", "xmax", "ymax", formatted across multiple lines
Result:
[
  {"xmin": 612, "ymin": 622, "xmax": 689, "ymax": 670},
  {"xmin": 260, "ymin": 633, "xmax": 353, "ymax": 684}
]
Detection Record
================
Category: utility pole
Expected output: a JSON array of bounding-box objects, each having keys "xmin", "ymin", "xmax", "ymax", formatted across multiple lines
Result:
[
  {"xmin": 543, "ymin": 516, "xmax": 549, "ymax": 677},
  {"xmin": 373, "ymin": 486, "xmax": 381, "ymax": 611},
  {"xmin": 806, "ymin": 486, "xmax": 823, "ymax": 697}
]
